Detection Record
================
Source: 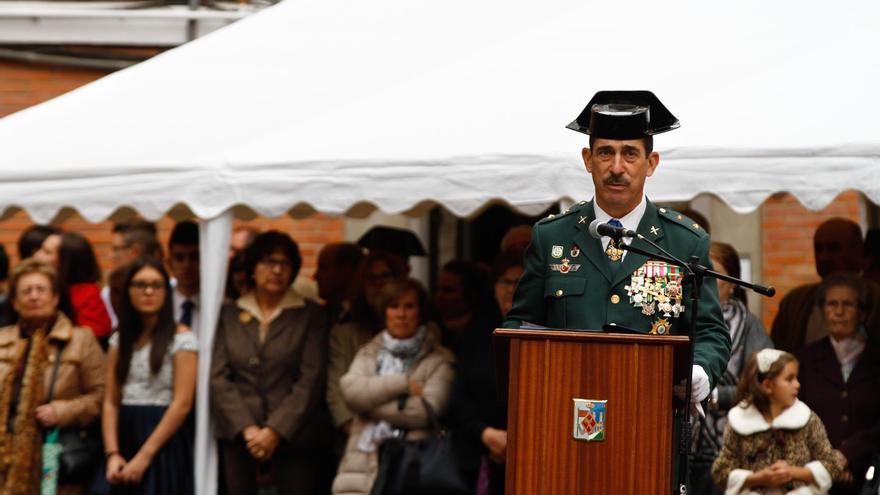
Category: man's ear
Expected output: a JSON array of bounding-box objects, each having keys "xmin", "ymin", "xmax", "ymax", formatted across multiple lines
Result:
[
  {"xmin": 581, "ymin": 147, "xmax": 592, "ymax": 173},
  {"xmin": 646, "ymin": 151, "xmax": 660, "ymax": 177}
]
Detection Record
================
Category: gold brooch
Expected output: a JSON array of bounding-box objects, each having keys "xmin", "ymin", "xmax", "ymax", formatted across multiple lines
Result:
[{"xmin": 239, "ymin": 311, "xmax": 253, "ymax": 324}]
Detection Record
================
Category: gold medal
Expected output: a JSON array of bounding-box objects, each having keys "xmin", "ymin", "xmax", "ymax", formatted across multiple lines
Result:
[{"xmin": 650, "ymin": 318, "xmax": 670, "ymax": 335}]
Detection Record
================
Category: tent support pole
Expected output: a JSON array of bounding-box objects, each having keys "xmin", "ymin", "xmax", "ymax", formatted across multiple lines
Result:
[{"xmin": 195, "ymin": 210, "xmax": 233, "ymax": 495}]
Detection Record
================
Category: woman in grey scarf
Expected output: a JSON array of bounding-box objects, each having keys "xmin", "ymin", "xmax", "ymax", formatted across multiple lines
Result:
[
  {"xmin": 332, "ymin": 278, "xmax": 454, "ymax": 495},
  {"xmin": 691, "ymin": 242, "xmax": 774, "ymax": 494}
]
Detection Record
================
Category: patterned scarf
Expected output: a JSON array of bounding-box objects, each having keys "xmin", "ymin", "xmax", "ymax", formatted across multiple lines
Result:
[
  {"xmin": 357, "ymin": 326, "xmax": 427, "ymax": 452},
  {"xmin": 722, "ymin": 299, "xmax": 747, "ymax": 384},
  {"xmin": 0, "ymin": 326, "xmax": 50, "ymax": 495}
]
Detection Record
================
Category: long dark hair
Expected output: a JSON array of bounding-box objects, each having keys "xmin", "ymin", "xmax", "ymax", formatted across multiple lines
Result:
[
  {"xmin": 115, "ymin": 257, "xmax": 177, "ymax": 386},
  {"xmin": 57, "ymin": 232, "xmax": 102, "ymax": 320}
]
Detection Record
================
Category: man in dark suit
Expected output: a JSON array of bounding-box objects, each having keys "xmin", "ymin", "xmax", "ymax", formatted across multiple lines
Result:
[{"xmin": 503, "ymin": 90, "xmax": 730, "ymax": 400}]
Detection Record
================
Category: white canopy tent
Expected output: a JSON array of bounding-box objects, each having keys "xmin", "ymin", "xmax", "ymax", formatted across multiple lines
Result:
[{"xmin": 1, "ymin": 0, "xmax": 878, "ymax": 493}]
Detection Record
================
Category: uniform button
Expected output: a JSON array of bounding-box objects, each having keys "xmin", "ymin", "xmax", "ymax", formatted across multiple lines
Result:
[
  {"xmin": 555, "ymin": 289, "xmax": 564, "ymax": 297},
  {"xmin": 841, "ymin": 391, "xmax": 848, "ymax": 399},
  {"xmin": 842, "ymin": 415, "xmax": 849, "ymax": 423},
  {"xmin": 610, "ymin": 294, "xmax": 620, "ymax": 304},
  {"xmin": 609, "ymin": 323, "xmax": 617, "ymax": 326},
  {"xmin": 248, "ymin": 356, "xmax": 260, "ymax": 367}
]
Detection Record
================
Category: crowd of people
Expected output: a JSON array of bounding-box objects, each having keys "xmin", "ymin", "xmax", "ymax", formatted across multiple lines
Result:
[{"xmin": 0, "ymin": 213, "xmax": 877, "ymax": 495}]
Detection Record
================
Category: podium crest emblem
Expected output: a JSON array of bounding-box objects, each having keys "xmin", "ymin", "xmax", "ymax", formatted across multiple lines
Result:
[{"xmin": 572, "ymin": 398, "xmax": 606, "ymax": 442}]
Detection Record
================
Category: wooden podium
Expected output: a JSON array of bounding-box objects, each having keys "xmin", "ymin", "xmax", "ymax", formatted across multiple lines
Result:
[{"xmin": 494, "ymin": 328, "xmax": 690, "ymax": 494}]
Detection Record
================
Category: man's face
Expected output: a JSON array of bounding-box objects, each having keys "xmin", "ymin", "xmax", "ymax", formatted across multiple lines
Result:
[
  {"xmin": 814, "ymin": 221, "xmax": 864, "ymax": 278},
  {"xmin": 111, "ymin": 232, "xmax": 136, "ymax": 267},
  {"xmin": 169, "ymin": 243, "xmax": 200, "ymax": 295},
  {"xmin": 315, "ymin": 246, "xmax": 348, "ymax": 305},
  {"xmin": 582, "ymin": 138, "xmax": 659, "ymax": 217}
]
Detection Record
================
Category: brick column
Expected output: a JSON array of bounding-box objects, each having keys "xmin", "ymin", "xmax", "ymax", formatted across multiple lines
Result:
[{"xmin": 761, "ymin": 191, "xmax": 864, "ymax": 329}]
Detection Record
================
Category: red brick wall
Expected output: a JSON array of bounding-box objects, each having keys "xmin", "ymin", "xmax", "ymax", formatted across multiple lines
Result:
[
  {"xmin": 761, "ymin": 191, "xmax": 863, "ymax": 330},
  {"xmin": 0, "ymin": 58, "xmax": 343, "ymax": 278},
  {"xmin": 0, "ymin": 211, "xmax": 343, "ymax": 279},
  {"xmin": 0, "ymin": 59, "xmax": 109, "ymax": 116}
]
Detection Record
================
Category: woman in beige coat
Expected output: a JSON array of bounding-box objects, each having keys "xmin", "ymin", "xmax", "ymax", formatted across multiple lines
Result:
[
  {"xmin": 332, "ymin": 278, "xmax": 455, "ymax": 495},
  {"xmin": 0, "ymin": 258, "xmax": 106, "ymax": 495}
]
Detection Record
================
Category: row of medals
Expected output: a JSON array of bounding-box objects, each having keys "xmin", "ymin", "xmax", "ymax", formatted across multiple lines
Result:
[{"xmin": 552, "ymin": 245, "xmax": 685, "ymax": 335}]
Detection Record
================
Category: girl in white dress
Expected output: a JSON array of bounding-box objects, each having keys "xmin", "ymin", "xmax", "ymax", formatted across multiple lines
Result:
[{"xmin": 101, "ymin": 257, "xmax": 198, "ymax": 495}]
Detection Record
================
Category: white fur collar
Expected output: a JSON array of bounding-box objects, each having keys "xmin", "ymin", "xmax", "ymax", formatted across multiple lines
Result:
[{"xmin": 727, "ymin": 399, "xmax": 810, "ymax": 435}]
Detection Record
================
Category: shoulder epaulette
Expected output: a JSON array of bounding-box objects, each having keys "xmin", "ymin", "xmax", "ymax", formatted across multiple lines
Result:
[
  {"xmin": 536, "ymin": 200, "xmax": 587, "ymax": 225},
  {"xmin": 656, "ymin": 207, "xmax": 707, "ymax": 238}
]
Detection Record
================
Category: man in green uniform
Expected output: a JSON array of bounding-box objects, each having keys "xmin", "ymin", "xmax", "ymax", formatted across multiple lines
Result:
[{"xmin": 503, "ymin": 90, "xmax": 730, "ymax": 401}]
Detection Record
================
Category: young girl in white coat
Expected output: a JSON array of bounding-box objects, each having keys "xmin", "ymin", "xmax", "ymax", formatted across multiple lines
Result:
[{"xmin": 712, "ymin": 349, "xmax": 841, "ymax": 494}]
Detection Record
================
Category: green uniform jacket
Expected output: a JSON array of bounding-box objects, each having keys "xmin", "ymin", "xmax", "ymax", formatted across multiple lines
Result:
[{"xmin": 503, "ymin": 199, "xmax": 731, "ymax": 388}]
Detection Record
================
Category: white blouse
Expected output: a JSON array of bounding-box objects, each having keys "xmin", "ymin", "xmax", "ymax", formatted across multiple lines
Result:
[{"xmin": 109, "ymin": 331, "xmax": 198, "ymax": 406}]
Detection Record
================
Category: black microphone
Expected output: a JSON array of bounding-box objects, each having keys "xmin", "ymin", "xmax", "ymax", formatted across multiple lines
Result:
[{"xmin": 588, "ymin": 219, "xmax": 637, "ymax": 240}]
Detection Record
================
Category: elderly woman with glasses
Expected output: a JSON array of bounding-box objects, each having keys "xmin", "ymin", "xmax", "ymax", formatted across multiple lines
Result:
[
  {"xmin": 0, "ymin": 258, "xmax": 106, "ymax": 494},
  {"xmin": 211, "ymin": 231, "xmax": 330, "ymax": 495},
  {"xmin": 797, "ymin": 272, "xmax": 880, "ymax": 494}
]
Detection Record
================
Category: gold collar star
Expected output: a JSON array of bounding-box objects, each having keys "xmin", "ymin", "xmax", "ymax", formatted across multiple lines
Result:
[{"xmin": 650, "ymin": 226, "xmax": 660, "ymax": 236}]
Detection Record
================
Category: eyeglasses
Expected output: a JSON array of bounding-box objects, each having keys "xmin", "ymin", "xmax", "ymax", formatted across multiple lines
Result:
[
  {"xmin": 259, "ymin": 257, "xmax": 293, "ymax": 270},
  {"xmin": 130, "ymin": 280, "xmax": 165, "ymax": 293},
  {"xmin": 824, "ymin": 300, "xmax": 857, "ymax": 311},
  {"xmin": 19, "ymin": 285, "xmax": 51, "ymax": 296}
]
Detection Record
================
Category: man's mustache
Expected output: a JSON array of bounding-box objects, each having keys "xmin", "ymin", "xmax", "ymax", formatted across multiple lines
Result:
[{"xmin": 603, "ymin": 173, "xmax": 630, "ymax": 187}]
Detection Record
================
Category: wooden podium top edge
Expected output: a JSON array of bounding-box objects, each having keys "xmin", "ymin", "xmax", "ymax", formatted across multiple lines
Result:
[{"xmin": 493, "ymin": 327, "xmax": 690, "ymax": 345}]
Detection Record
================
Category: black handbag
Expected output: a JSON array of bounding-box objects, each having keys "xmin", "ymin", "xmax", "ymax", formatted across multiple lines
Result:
[
  {"xmin": 371, "ymin": 398, "xmax": 471, "ymax": 495},
  {"xmin": 46, "ymin": 343, "xmax": 103, "ymax": 484}
]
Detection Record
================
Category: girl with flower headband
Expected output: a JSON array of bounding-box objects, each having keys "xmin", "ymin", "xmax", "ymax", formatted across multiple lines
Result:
[{"xmin": 712, "ymin": 348, "xmax": 841, "ymax": 494}]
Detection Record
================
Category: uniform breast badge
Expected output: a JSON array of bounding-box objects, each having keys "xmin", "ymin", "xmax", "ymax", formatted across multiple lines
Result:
[
  {"xmin": 551, "ymin": 245, "xmax": 564, "ymax": 258},
  {"xmin": 572, "ymin": 398, "xmax": 606, "ymax": 442},
  {"xmin": 650, "ymin": 318, "xmax": 670, "ymax": 335},
  {"xmin": 550, "ymin": 258, "xmax": 581, "ymax": 274},
  {"xmin": 626, "ymin": 261, "xmax": 685, "ymax": 329},
  {"xmin": 570, "ymin": 245, "xmax": 580, "ymax": 258},
  {"xmin": 605, "ymin": 240, "xmax": 624, "ymax": 262}
]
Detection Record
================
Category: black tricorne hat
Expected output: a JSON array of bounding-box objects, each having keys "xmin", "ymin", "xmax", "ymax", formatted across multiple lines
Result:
[
  {"xmin": 566, "ymin": 90, "xmax": 679, "ymax": 139},
  {"xmin": 357, "ymin": 226, "xmax": 426, "ymax": 257}
]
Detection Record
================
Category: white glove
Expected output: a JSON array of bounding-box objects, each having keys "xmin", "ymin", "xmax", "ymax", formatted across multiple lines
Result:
[{"xmin": 691, "ymin": 365, "xmax": 710, "ymax": 403}]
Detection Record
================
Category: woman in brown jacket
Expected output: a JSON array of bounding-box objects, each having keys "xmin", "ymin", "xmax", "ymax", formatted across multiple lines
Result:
[
  {"xmin": 211, "ymin": 231, "xmax": 330, "ymax": 495},
  {"xmin": 332, "ymin": 278, "xmax": 455, "ymax": 495},
  {"xmin": 0, "ymin": 258, "xmax": 106, "ymax": 495}
]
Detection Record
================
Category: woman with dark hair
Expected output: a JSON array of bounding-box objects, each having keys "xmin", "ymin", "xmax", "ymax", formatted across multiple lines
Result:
[
  {"xmin": 691, "ymin": 242, "xmax": 773, "ymax": 494},
  {"xmin": 332, "ymin": 278, "xmax": 454, "ymax": 495},
  {"xmin": 102, "ymin": 257, "xmax": 197, "ymax": 494},
  {"xmin": 0, "ymin": 258, "xmax": 106, "ymax": 495},
  {"xmin": 211, "ymin": 230, "xmax": 330, "ymax": 494},
  {"xmin": 798, "ymin": 272, "xmax": 880, "ymax": 494},
  {"xmin": 17, "ymin": 224, "xmax": 59, "ymax": 260},
  {"xmin": 36, "ymin": 231, "xmax": 112, "ymax": 340},
  {"xmin": 448, "ymin": 249, "xmax": 522, "ymax": 495}
]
